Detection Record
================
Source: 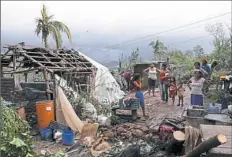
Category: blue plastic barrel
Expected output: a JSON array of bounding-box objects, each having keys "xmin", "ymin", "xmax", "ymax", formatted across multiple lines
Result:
[
  {"xmin": 62, "ymin": 129, "xmax": 74, "ymax": 146},
  {"xmin": 40, "ymin": 128, "xmax": 53, "ymax": 141}
]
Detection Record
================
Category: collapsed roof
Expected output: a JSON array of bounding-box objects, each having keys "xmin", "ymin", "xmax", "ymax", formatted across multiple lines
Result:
[{"xmin": 1, "ymin": 43, "xmax": 94, "ymax": 74}]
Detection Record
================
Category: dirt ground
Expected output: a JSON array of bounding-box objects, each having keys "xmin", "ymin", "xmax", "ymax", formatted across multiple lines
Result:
[
  {"xmin": 119, "ymin": 86, "xmax": 190, "ymax": 124},
  {"xmin": 32, "ymin": 86, "xmax": 191, "ymax": 155}
]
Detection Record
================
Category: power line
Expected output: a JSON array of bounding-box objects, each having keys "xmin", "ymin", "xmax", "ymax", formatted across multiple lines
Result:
[
  {"xmin": 167, "ymin": 34, "xmax": 212, "ymax": 48},
  {"xmin": 109, "ymin": 12, "xmax": 231, "ymax": 48}
]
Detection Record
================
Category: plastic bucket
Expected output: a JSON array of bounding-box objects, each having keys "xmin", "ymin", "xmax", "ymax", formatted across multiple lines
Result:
[
  {"xmin": 62, "ymin": 129, "xmax": 74, "ymax": 146},
  {"xmin": 40, "ymin": 128, "xmax": 53, "ymax": 141}
]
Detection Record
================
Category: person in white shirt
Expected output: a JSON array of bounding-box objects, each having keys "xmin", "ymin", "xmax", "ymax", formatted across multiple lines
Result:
[
  {"xmin": 144, "ymin": 63, "xmax": 160, "ymax": 97},
  {"xmin": 187, "ymin": 70, "xmax": 207, "ymax": 106}
]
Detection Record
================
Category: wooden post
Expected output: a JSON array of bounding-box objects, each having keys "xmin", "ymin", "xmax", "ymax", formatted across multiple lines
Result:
[
  {"xmin": 43, "ymin": 68, "xmax": 51, "ymax": 100},
  {"xmin": 53, "ymin": 73, "xmax": 56, "ymax": 120},
  {"xmin": 12, "ymin": 49, "xmax": 16, "ymax": 103},
  {"xmin": 24, "ymin": 73, "xmax": 28, "ymax": 82}
]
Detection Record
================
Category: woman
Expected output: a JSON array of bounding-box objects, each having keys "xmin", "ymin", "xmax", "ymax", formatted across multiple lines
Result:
[
  {"xmin": 143, "ymin": 63, "xmax": 159, "ymax": 97},
  {"xmin": 187, "ymin": 70, "xmax": 207, "ymax": 106},
  {"xmin": 159, "ymin": 63, "xmax": 170, "ymax": 103},
  {"xmin": 132, "ymin": 73, "xmax": 146, "ymax": 117}
]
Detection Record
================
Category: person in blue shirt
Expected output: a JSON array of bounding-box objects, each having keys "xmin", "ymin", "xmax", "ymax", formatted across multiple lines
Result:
[{"xmin": 201, "ymin": 58, "xmax": 210, "ymax": 80}]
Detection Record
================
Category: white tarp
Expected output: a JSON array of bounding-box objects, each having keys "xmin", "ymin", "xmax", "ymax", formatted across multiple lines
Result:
[{"xmin": 78, "ymin": 51, "xmax": 125, "ymax": 105}]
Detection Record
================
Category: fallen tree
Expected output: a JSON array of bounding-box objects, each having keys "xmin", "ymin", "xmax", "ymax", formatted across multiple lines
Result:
[{"xmin": 185, "ymin": 134, "xmax": 227, "ymax": 157}]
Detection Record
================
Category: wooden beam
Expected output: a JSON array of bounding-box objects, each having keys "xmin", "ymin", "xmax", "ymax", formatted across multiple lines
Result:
[
  {"xmin": 21, "ymin": 52, "xmax": 53, "ymax": 73},
  {"xmin": 0, "ymin": 50, "xmax": 11, "ymax": 60},
  {"xmin": 2, "ymin": 68, "xmax": 40, "ymax": 74},
  {"xmin": 43, "ymin": 68, "xmax": 51, "ymax": 100}
]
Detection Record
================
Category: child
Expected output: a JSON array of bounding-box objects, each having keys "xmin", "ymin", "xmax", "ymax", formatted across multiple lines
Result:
[
  {"xmin": 169, "ymin": 77, "xmax": 177, "ymax": 105},
  {"xmin": 187, "ymin": 70, "xmax": 206, "ymax": 106},
  {"xmin": 132, "ymin": 73, "xmax": 146, "ymax": 117},
  {"xmin": 177, "ymin": 82, "xmax": 185, "ymax": 107}
]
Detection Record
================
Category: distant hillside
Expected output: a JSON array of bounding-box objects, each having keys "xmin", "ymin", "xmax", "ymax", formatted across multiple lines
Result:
[
  {"xmin": 101, "ymin": 61, "xmax": 119, "ymax": 68},
  {"xmin": 1, "ymin": 30, "xmax": 214, "ymax": 63}
]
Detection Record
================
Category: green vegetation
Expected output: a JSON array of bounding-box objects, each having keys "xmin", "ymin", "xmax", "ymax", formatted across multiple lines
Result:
[
  {"xmin": 35, "ymin": 4, "xmax": 72, "ymax": 49},
  {"xmin": 148, "ymin": 23, "xmax": 231, "ymax": 79},
  {"xmin": 0, "ymin": 104, "xmax": 68, "ymax": 157},
  {"xmin": 0, "ymin": 105, "xmax": 34, "ymax": 157},
  {"xmin": 119, "ymin": 47, "xmax": 143, "ymax": 71}
]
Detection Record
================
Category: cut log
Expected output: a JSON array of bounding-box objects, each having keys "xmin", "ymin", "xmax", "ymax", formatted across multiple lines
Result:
[
  {"xmin": 186, "ymin": 134, "xmax": 227, "ymax": 157},
  {"xmin": 173, "ymin": 131, "xmax": 185, "ymax": 142},
  {"xmin": 165, "ymin": 131, "xmax": 185, "ymax": 155}
]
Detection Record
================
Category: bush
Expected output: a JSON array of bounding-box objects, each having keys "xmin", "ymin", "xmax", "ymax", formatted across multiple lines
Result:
[{"xmin": 0, "ymin": 105, "xmax": 34, "ymax": 157}]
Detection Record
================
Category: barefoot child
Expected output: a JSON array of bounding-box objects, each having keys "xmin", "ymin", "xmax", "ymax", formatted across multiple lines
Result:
[
  {"xmin": 169, "ymin": 77, "xmax": 177, "ymax": 105},
  {"xmin": 177, "ymin": 82, "xmax": 185, "ymax": 107}
]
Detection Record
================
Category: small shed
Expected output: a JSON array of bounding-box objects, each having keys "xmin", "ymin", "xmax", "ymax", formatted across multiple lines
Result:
[
  {"xmin": 133, "ymin": 61, "xmax": 167, "ymax": 89},
  {"xmin": 1, "ymin": 43, "xmax": 95, "ymax": 102}
]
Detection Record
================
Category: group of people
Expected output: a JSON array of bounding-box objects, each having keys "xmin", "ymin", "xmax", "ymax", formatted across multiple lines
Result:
[
  {"xmin": 143, "ymin": 62, "xmax": 185, "ymax": 106},
  {"xmin": 121, "ymin": 58, "xmax": 218, "ymax": 118}
]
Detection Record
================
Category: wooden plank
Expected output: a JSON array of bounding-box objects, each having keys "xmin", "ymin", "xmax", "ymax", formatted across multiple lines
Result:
[
  {"xmin": 204, "ymin": 114, "xmax": 232, "ymax": 124},
  {"xmin": 209, "ymin": 147, "xmax": 232, "ymax": 155},
  {"xmin": 29, "ymin": 56, "xmax": 59, "ymax": 59},
  {"xmin": 201, "ymin": 125, "xmax": 232, "ymax": 135}
]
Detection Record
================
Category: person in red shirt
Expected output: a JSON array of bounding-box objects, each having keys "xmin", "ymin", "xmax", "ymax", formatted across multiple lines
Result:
[
  {"xmin": 159, "ymin": 63, "xmax": 170, "ymax": 103},
  {"xmin": 132, "ymin": 73, "xmax": 146, "ymax": 117}
]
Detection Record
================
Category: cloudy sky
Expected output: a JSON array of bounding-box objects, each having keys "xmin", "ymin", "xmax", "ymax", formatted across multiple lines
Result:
[{"xmin": 1, "ymin": 1, "xmax": 231, "ymax": 62}]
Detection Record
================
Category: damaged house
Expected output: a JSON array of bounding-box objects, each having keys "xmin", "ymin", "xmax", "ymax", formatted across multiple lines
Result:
[{"xmin": 1, "ymin": 43, "xmax": 124, "ymax": 127}]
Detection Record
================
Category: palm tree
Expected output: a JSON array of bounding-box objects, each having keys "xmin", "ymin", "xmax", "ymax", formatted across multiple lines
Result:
[{"xmin": 35, "ymin": 4, "xmax": 72, "ymax": 49}]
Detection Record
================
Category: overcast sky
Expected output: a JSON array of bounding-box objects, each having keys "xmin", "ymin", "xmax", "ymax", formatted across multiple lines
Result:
[{"xmin": 1, "ymin": 1, "xmax": 231, "ymax": 62}]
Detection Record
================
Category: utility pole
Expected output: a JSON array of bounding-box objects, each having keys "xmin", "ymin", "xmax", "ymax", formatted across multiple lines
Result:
[{"xmin": 231, "ymin": 1, "xmax": 232, "ymax": 68}]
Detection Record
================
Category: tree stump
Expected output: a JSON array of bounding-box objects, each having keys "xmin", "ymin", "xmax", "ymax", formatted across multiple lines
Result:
[{"xmin": 165, "ymin": 131, "xmax": 185, "ymax": 155}]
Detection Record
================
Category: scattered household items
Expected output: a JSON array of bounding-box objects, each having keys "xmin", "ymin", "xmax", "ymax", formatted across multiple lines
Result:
[
  {"xmin": 111, "ymin": 97, "xmax": 140, "ymax": 123},
  {"xmin": 16, "ymin": 106, "xmax": 27, "ymax": 120},
  {"xmin": 97, "ymin": 115, "xmax": 111, "ymax": 126},
  {"xmin": 220, "ymin": 74, "xmax": 232, "ymax": 94},
  {"xmin": 204, "ymin": 113, "xmax": 232, "ymax": 125},
  {"xmin": 62, "ymin": 129, "xmax": 75, "ymax": 146},
  {"xmin": 40, "ymin": 127, "xmax": 53, "ymax": 141},
  {"xmin": 55, "ymin": 86, "xmax": 98, "ymax": 138},
  {"xmin": 49, "ymin": 121, "xmax": 69, "ymax": 132},
  {"xmin": 228, "ymin": 105, "xmax": 232, "ymax": 119},
  {"xmin": 183, "ymin": 106, "xmax": 205, "ymax": 129},
  {"xmin": 184, "ymin": 126, "xmax": 202, "ymax": 154},
  {"xmin": 207, "ymin": 103, "xmax": 222, "ymax": 114},
  {"xmin": 90, "ymin": 137, "xmax": 112, "ymax": 157},
  {"xmin": 36, "ymin": 100, "xmax": 55, "ymax": 129}
]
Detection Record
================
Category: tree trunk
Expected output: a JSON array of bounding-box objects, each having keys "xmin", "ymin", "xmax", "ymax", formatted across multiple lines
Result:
[
  {"xmin": 43, "ymin": 33, "xmax": 49, "ymax": 48},
  {"xmin": 185, "ymin": 134, "xmax": 227, "ymax": 157}
]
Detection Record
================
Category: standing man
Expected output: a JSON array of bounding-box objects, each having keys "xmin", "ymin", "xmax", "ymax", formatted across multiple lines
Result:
[{"xmin": 201, "ymin": 58, "xmax": 210, "ymax": 80}]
